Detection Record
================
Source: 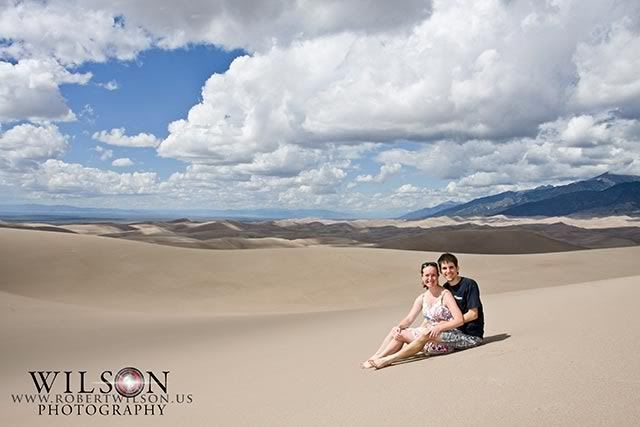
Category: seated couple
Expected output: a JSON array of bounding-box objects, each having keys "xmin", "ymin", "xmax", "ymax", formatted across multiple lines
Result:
[{"xmin": 362, "ymin": 252, "xmax": 484, "ymax": 370}]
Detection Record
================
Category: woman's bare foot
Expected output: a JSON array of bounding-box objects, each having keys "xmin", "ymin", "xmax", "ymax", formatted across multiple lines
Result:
[
  {"xmin": 369, "ymin": 356, "xmax": 393, "ymax": 370},
  {"xmin": 361, "ymin": 360, "xmax": 375, "ymax": 369},
  {"xmin": 361, "ymin": 353, "xmax": 382, "ymax": 368}
]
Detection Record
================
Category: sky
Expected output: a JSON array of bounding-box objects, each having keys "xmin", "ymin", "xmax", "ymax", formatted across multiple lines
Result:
[{"xmin": 0, "ymin": 0, "xmax": 639, "ymax": 217}]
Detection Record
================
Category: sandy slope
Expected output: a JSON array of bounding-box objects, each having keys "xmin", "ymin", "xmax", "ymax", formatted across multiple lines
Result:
[
  {"xmin": 3, "ymin": 228, "xmax": 640, "ymax": 313},
  {"xmin": 2, "ymin": 228, "xmax": 640, "ymax": 425},
  {"xmin": 4, "ymin": 215, "xmax": 640, "ymax": 254},
  {"xmin": 277, "ymin": 214, "xmax": 640, "ymax": 229}
]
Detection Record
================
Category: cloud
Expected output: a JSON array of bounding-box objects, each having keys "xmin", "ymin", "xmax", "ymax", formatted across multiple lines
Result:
[
  {"xmin": 561, "ymin": 115, "xmax": 609, "ymax": 147},
  {"xmin": 273, "ymin": 163, "xmax": 349, "ymax": 206},
  {"xmin": 0, "ymin": 0, "xmax": 430, "ymax": 125},
  {"xmin": 0, "ymin": 59, "xmax": 90, "ymax": 123},
  {"xmin": 97, "ymin": 80, "xmax": 119, "ymax": 91},
  {"xmin": 112, "ymin": 157, "xmax": 134, "ymax": 167},
  {"xmin": 1, "ymin": 0, "xmax": 430, "ymax": 65},
  {"xmin": 0, "ymin": 125, "xmax": 157, "ymax": 198},
  {"xmin": 397, "ymin": 184, "xmax": 419, "ymax": 193},
  {"xmin": 375, "ymin": 112, "xmax": 640, "ymax": 200},
  {"xmin": 335, "ymin": 184, "xmax": 447, "ymax": 214},
  {"xmin": 0, "ymin": 1, "xmax": 152, "ymax": 66},
  {"xmin": 0, "ymin": 0, "xmax": 429, "ymax": 128},
  {"xmin": 233, "ymin": 144, "xmax": 323, "ymax": 177},
  {"xmin": 2, "ymin": 0, "xmax": 640, "ymax": 212},
  {"xmin": 94, "ymin": 145, "xmax": 113, "ymax": 161},
  {"xmin": 160, "ymin": 159, "xmax": 351, "ymax": 209},
  {"xmin": 78, "ymin": 104, "xmax": 96, "ymax": 123},
  {"xmin": 385, "ymin": 184, "xmax": 443, "ymax": 210},
  {"xmin": 28, "ymin": 159, "xmax": 158, "ymax": 196},
  {"xmin": 157, "ymin": 0, "xmax": 639, "ymax": 169},
  {"xmin": 83, "ymin": 0, "xmax": 432, "ymax": 53},
  {"xmin": 0, "ymin": 123, "xmax": 67, "ymax": 171},
  {"xmin": 571, "ymin": 17, "xmax": 640, "ymax": 114},
  {"xmin": 356, "ymin": 163, "xmax": 401, "ymax": 183},
  {"xmin": 0, "ymin": 0, "xmax": 148, "ymax": 125},
  {"xmin": 93, "ymin": 128, "xmax": 161, "ymax": 148}
]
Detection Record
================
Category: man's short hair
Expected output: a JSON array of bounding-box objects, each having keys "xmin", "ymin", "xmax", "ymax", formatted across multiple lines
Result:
[{"xmin": 438, "ymin": 252, "xmax": 458, "ymax": 267}]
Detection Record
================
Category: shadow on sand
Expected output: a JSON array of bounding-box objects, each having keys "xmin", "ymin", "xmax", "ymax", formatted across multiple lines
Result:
[{"xmin": 391, "ymin": 333, "xmax": 511, "ymax": 367}]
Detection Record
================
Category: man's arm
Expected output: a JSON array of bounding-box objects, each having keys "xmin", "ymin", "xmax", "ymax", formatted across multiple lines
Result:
[
  {"xmin": 462, "ymin": 279, "xmax": 482, "ymax": 323},
  {"xmin": 429, "ymin": 306, "xmax": 477, "ymax": 338},
  {"xmin": 463, "ymin": 308, "xmax": 478, "ymax": 323}
]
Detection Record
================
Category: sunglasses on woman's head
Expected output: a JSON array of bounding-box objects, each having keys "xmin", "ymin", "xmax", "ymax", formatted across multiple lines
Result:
[{"xmin": 421, "ymin": 262, "xmax": 439, "ymax": 273}]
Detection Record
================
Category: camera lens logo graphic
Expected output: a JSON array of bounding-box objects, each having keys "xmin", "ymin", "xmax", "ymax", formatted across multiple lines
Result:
[{"xmin": 114, "ymin": 367, "xmax": 145, "ymax": 398}]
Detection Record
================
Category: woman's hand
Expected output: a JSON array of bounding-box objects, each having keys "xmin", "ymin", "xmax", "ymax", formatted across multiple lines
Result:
[
  {"xmin": 426, "ymin": 324, "xmax": 443, "ymax": 339},
  {"xmin": 392, "ymin": 325, "xmax": 407, "ymax": 339}
]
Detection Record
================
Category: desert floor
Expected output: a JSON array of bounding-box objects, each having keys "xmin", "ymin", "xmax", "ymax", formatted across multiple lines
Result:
[{"xmin": 2, "ymin": 227, "xmax": 640, "ymax": 426}]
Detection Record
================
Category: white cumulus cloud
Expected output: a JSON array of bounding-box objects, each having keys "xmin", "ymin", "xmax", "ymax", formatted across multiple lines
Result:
[
  {"xmin": 93, "ymin": 128, "xmax": 161, "ymax": 148},
  {"xmin": 82, "ymin": 0, "xmax": 432, "ymax": 53},
  {"xmin": 157, "ymin": 0, "xmax": 640, "ymax": 172},
  {"xmin": 376, "ymin": 112, "xmax": 640, "ymax": 200},
  {"xmin": 0, "ymin": 1, "xmax": 152, "ymax": 66},
  {"xmin": 0, "ymin": 59, "xmax": 90, "ymax": 123},
  {"xmin": 571, "ymin": 17, "xmax": 640, "ymax": 114},
  {"xmin": 0, "ymin": 123, "xmax": 67, "ymax": 171},
  {"xmin": 94, "ymin": 145, "xmax": 113, "ymax": 161},
  {"xmin": 112, "ymin": 157, "xmax": 134, "ymax": 167},
  {"xmin": 356, "ymin": 163, "xmax": 402, "ymax": 183},
  {"xmin": 2, "ymin": 0, "xmax": 640, "ymax": 212},
  {"xmin": 98, "ymin": 80, "xmax": 119, "ymax": 91},
  {"xmin": 28, "ymin": 159, "xmax": 158, "ymax": 196}
]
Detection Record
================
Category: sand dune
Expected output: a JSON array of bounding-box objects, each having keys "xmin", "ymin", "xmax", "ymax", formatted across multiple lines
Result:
[
  {"xmin": 3, "ymin": 228, "xmax": 640, "ymax": 314},
  {"xmin": 278, "ymin": 214, "xmax": 640, "ymax": 229},
  {"xmin": 379, "ymin": 227, "xmax": 583, "ymax": 253},
  {"xmin": 3, "ymin": 215, "xmax": 640, "ymax": 254},
  {"xmin": 2, "ymin": 227, "xmax": 640, "ymax": 425}
]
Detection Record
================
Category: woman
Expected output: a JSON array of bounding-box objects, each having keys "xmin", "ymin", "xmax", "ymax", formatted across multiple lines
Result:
[{"xmin": 361, "ymin": 261, "xmax": 464, "ymax": 369}]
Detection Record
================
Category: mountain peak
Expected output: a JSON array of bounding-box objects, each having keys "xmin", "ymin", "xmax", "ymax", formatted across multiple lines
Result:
[
  {"xmin": 589, "ymin": 172, "xmax": 640, "ymax": 185},
  {"xmin": 398, "ymin": 172, "xmax": 640, "ymax": 219}
]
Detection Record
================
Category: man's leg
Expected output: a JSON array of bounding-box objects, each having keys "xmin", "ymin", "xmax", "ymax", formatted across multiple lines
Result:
[{"xmin": 439, "ymin": 330, "xmax": 482, "ymax": 351}]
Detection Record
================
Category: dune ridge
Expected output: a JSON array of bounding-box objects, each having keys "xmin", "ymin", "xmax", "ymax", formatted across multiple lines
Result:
[
  {"xmin": 2, "ymin": 215, "xmax": 640, "ymax": 254},
  {"xmin": 3, "ymin": 227, "xmax": 640, "ymax": 315}
]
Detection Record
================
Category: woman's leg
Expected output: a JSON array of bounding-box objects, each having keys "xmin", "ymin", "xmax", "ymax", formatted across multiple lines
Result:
[
  {"xmin": 370, "ymin": 331, "xmax": 438, "ymax": 369},
  {"xmin": 362, "ymin": 329, "xmax": 415, "ymax": 368},
  {"xmin": 368, "ymin": 327, "xmax": 399, "ymax": 356}
]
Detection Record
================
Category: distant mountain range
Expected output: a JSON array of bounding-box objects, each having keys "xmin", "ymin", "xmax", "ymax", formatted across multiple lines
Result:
[
  {"xmin": 0, "ymin": 204, "xmax": 355, "ymax": 222},
  {"xmin": 401, "ymin": 172, "xmax": 640, "ymax": 219},
  {"xmin": 4, "ymin": 172, "xmax": 639, "ymax": 222},
  {"xmin": 502, "ymin": 181, "xmax": 640, "ymax": 217},
  {"xmin": 397, "ymin": 201, "xmax": 460, "ymax": 220}
]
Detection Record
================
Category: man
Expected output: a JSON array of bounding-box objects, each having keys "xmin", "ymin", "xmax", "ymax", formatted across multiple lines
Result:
[
  {"xmin": 438, "ymin": 252, "xmax": 484, "ymax": 347},
  {"xmin": 369, "ymin": 252, "xmax": 484, "ymax": 369}
]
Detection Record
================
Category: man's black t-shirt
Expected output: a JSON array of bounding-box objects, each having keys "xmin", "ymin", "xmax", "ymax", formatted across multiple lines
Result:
[{"xmin": 444, "ymin": 277, "xmax": 484, "ymax": 338}]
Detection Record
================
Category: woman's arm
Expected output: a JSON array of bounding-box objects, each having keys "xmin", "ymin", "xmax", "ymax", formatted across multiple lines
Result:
[
  {"xmin": 427, "ymin": 290, "xmax": 464, "ymax": 338},
  {"xmin": 396, "ymin": 294, "xmax": 423, "ymax": 330}
]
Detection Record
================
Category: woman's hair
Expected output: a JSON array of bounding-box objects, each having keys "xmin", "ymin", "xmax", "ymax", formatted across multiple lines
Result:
[{"xmin": 420, "ymin": 261, "xmax": 440, "ymax": 275}]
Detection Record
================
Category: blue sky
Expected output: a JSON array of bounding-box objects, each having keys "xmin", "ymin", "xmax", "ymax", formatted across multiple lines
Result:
[
  {"xmin": 0, "ymin": 1, "xmax": 639, "ymax": 217},
  {"xmin": 59, "ymin": 45, "xmax": 245, "ymax": 179}
]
